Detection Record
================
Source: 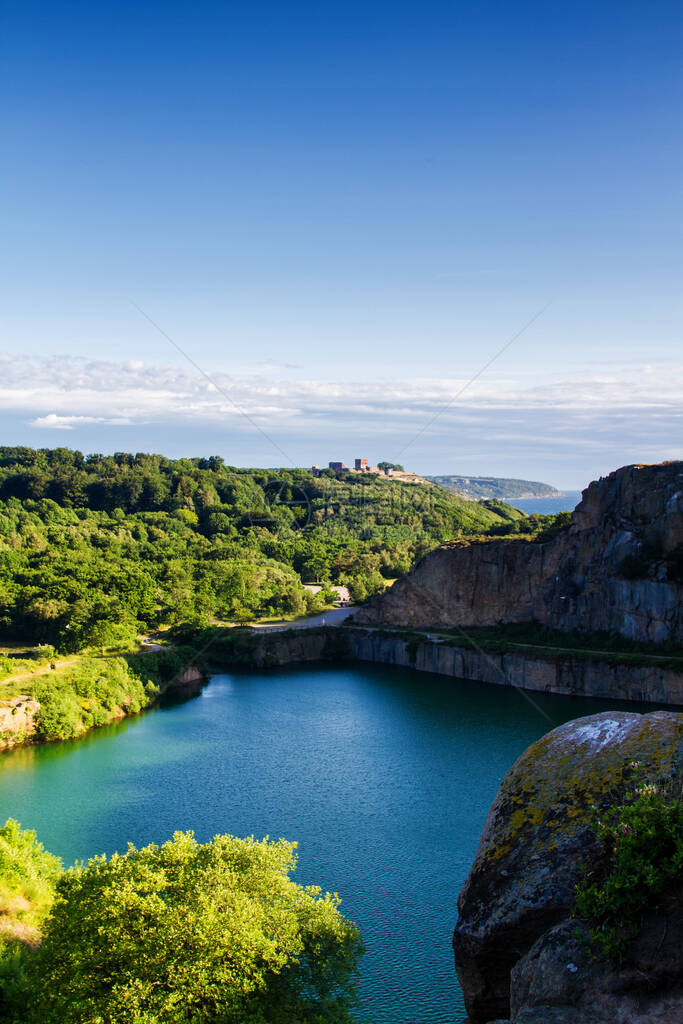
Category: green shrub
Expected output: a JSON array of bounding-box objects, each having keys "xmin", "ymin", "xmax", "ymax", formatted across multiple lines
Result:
[
  {"xmin": 24, "ymin": 831, "xmax": 363, "ymax": 1024},
  {"xmin": 575, "ymin": 771, "xmax": 683, "ymax": 965},
  {"xmin": 0, "ymin": 819, "xmax": 62, "ymax": 924},
  {"xmin": 31, "ymin": 685, "xmax": 83, "ymax": 741},
  {"xmin": 32, "ymin": 657, "xmax": 158, "ymax": 741}
]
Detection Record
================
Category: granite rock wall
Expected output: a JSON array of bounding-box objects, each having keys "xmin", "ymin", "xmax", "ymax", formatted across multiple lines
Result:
[{"xmin": 353, "ymin": 462, "xmax": 683, "ymax": 644}]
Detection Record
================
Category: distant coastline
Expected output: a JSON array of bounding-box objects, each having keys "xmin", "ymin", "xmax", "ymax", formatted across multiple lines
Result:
[{"xmin": 428, "ymin": 474, "xmax": 563, "ymax": 501}]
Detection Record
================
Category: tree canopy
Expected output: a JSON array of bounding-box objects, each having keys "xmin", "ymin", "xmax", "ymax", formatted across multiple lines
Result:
[{"xmin": 2, "ymin": 827, "xmax": 362, "ymax": 1024}]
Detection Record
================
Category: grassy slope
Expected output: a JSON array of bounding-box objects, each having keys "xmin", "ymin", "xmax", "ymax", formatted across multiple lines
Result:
[{"xmin": 0, "ymin": 447, "xmax": 541, "ymax": 649}]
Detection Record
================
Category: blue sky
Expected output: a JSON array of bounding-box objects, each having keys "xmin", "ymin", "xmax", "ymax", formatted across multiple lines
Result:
[{"xmin": 1, "ymin": 1, "xmax": 681, "ymax": 487}]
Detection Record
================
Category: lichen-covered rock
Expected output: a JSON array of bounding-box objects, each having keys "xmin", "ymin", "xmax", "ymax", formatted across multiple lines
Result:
[
  {"xmin": 452, "ymin": 710, "xmax": 683, "ymax": 1024},
  {"xmin": 354, "ymin": 462, "xmax": 683, "ymax": 643}
]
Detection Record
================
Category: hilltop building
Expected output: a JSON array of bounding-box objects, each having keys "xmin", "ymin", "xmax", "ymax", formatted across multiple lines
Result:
[
  {"xmin": 311, "ymin": 458, "xmax": 384, "ymax": 476},
  {"xmin": 310, "ymin": 459, "xmax": 424, "ymax": 484}
]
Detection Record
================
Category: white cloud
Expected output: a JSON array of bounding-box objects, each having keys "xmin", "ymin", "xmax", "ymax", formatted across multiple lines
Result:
[
  {"xmin": 31, "ymin": 414, "xmax": 96, "ymax": 430},
  {"xmin": 30, "ymin": 413, "xmax": 134, "ymax": 430},
  {"xmin": 1, "ymin": 352, "xmax": 681, "ymax": 480},
  {"xmin": 0, "ymin": 351, "xmax": 680, "ymax": 424}
]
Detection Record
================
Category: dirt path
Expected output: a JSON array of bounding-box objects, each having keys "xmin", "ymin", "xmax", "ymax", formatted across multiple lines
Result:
[
  {"xmin": 0, "ymin": 639, "xmax": 168, "ymax": 690},
  {"xmin": 0, "ymin": 658, "xmax": 78, "ymax": 688},
  {"xmin": 250, "ymin": 607, "xmax": 355, "ymax": 632}
]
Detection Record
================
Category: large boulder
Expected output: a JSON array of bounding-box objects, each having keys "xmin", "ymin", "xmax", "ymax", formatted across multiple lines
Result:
[{"xmin": 452, "ymin": 710, "xmax": 683, "ymax": 1024}]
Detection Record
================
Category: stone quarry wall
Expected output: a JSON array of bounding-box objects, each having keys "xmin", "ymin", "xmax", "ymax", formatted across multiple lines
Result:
[
  {"xmin": 224, "ymin": 628, "xmax": 683, "ymax": 706},
  {"xmin": 347, "ymin": 631, "xmax": 682, "ymax": 705},
  {"xmin": 353, "ymin": 462, "xmax": 683, "ymax": 644}
]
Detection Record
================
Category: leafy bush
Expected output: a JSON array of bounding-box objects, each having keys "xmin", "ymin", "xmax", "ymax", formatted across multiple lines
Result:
[
  {"xmin": 30, "ymin": 685, "xmax": 83, "ymax": 741},
  {"xmin": 575, "ymin": 771, "xmax": 683, "ymax": 965},
  {"xmin": 0, "ymin": 819, "xmax": 62, "ymax": 935},
  {"xmin": 32, "ymin": 657, "xmax": 160, "ymax": 741},
  {"xmin": 24, "ymin": 830, "xmax": 363, "ymax": 1024}
]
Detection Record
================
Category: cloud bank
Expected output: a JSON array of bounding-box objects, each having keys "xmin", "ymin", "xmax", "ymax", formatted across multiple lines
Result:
[{"xmin": 1, "ymin": 352, "xmax": 681, "ymax": 485}]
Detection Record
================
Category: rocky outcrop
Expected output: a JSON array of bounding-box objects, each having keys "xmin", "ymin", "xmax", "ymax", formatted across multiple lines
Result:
[
  {"xmin": 165, "ymin": 665, "xmax": 208, "ymax": 698},
  {"xmin": 354, "ymin": 462, "xmax": 683, "ymax": 644},
  {"xmin": 452, "ymin": 710, "xmax": 683, "ymax": 1023},
  {"xmin": 201, "ymin": 627, "xmax": 351, "ymax": 673},
  {"xmin": 0, "ymin": 695, "xmax": 40, "ymax": 749},
  {"xmin": 507, "ymin": 908, "xmax": 683, "ymax": 1024}
]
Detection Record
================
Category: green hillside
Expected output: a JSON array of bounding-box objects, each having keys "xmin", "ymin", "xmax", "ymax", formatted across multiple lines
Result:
[{"xmin": 0, "ymin": 447, "xmax": 542, "ymax": 649}]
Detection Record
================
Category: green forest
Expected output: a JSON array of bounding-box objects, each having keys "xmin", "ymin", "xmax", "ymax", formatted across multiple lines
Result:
[{"xmin": 0, "ymin": 447, "xmax": 565, "ymax": 651}]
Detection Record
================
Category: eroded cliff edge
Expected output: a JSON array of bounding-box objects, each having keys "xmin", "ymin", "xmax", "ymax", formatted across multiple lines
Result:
[{"xmin": 353, "ymin": 462, "xmax": 683, "ymax": 644}]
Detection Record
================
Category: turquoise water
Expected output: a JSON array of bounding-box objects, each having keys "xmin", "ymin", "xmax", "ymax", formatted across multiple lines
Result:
[{"xmin": 0, "ymin": 664, "xmax": 658, "ymax": 1022}]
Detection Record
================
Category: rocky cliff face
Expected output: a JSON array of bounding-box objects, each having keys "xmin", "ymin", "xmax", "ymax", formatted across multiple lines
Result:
[
  {"xmin": 0, "ymin": 695, "xmax": 39, "ymax": 749},
  {"xmin": 508, "ymin": 908, "xmax": 683, "ymax": 1024},
  {"xmin": 452, "ymin": 710, "xmax": 683, "ymax": 1023},
  {"xmin": 205, "ymin": 628, "xmax": 349, "ymax": 672},
  {"xmin": 348, "ymin": 632, "xmax": 683, "ymax": 704},
  {"xmin": 353, "ymin": 462, "xmax": 683, "ymax": 644}
]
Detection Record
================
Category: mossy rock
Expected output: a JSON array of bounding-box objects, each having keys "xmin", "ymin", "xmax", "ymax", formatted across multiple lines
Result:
[{"xmin": 452, "ymin": 710, "xmax": 683, "ymax": 1024}]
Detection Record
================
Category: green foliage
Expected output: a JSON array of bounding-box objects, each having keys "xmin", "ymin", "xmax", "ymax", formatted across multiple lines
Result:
[
  {"xmin": 575, "ymin": 773, "xmax": 683, "ymax": 965},
  {"xmin": 0, "ymin": 645, "xmax": 57, "ymax": 685},
  {"xmin": 483, "ymin": 508, "xmax": 571, "ymax": 540},
  {"xmin": 0, "ymin": 819, "xmax": 62, "ymax": 1018},
  {"xmin": 0, "ymin": 446, "xmax": 532, "ymax": 646},
  {"xmin": 0, "ymin": 819, "xmax": 62, "ymax": 936},
  {"xmin": 23, "ymin": 830, "xmax": 363, "ymax": 1024},
  {"xmin": 30, "ymin": 655, "xmax": 168, "ymax": 741}
]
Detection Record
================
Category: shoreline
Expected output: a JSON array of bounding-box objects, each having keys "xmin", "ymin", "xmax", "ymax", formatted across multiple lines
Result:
[{"xmin": 1, "ymin": 625, "xmax": 680, "ymax": 755}]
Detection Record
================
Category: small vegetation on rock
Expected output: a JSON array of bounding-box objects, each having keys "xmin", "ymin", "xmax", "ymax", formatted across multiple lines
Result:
[{"xmin": 575, "ymin": 769, "xmax": 683, "ymax": 965}]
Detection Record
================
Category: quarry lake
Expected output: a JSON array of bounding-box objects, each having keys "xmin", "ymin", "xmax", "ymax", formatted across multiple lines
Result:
[{"xmin": 0, "ymin": 663, "xmax": 661, "ymax": 1022}]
